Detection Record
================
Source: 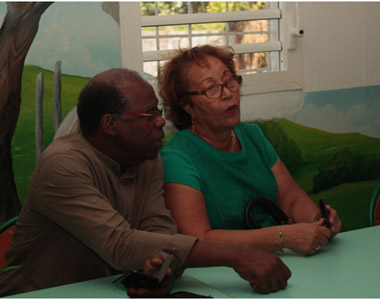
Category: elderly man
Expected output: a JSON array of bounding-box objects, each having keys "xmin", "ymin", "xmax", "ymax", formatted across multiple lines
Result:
[{"xmin": 0, "ymin": 69, "xmax": 290, "ymax": 297}]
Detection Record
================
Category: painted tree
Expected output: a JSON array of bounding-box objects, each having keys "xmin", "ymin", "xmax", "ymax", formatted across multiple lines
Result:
[{"xmin": 0, "ymin": 2, "xmax": 52, "ymax": 222}]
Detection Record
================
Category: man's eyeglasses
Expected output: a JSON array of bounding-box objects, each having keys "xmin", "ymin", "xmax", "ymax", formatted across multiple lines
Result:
[
  {"xmin": 183, "ymin": 75, "xmax": 242, "ymax": 100},
  {"xmin": 123, "ymin": 107, "xmax": 163, "ymax": 118}
]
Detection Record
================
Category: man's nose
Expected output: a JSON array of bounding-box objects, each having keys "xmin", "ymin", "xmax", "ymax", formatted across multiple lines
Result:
[{"xmin": 154, "ymin": 115, "xmax": 166, "ymax": 128}]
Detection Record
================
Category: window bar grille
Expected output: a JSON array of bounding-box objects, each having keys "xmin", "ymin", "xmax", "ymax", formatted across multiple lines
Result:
[
  {"xmin": 269, "ymin": 2, "xmax": 279, "ymax": 72},
  {"xmin": 138, "ymin": 2, "xmax": 282, "ymax": 74},
  {"xmin": 154, "ymin": 3, "xmax": 160, "ymax": 74},
  {"xmin": 226, "ymin": 2, "xmax": 230, "ymax": 46},
  {"xmin": 188, "ymin": 2, "xmax": 193, "ymax": 48}
]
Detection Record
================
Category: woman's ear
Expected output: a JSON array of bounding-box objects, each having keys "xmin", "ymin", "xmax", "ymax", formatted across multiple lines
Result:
[
  {"xmin": 183, "ymin": 103, "xmax": 194, "ymax": 120},
  {"xmin": 100, "ymin": 114, "xmax": 118, "ymax": 136}
]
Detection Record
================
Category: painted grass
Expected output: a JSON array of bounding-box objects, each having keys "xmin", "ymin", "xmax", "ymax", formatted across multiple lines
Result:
[
  {"xmin": 309, "ymin": 180, "xmax": 379, "ymax": 230},
  {"xmin": 12, "ymin": 65, "xmax": 89, "ymax": 203},
  {"xmin": 276, "ymin": 119, "xmax": 380, "ymax": 229},
  {"xmin": 278, "ymin": 119, "xmax": 380, "ymax": 190}
]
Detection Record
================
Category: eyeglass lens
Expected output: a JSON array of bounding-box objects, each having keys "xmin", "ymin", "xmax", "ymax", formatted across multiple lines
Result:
[{"xmin": 206, "ymin": 76, "xmax": 241, "ymax": 99}]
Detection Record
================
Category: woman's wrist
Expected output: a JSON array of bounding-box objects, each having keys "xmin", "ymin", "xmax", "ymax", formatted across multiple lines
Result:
[
  {"xmin": 310, "ymin": 211, "xmax": 323, "ymax": 223},
  {"xmin": 278, "ymin": 224, "xmax": 294, "ymax": 251},
  {"xmin": 278, "ymin": 226, "xmax": 284, "ymax": 252}
]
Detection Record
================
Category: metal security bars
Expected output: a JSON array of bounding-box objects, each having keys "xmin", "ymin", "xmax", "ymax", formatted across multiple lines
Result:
[
  {"xmin": 119, "ymin": 2, "xmax": 303, "ymax": 98},
  {"xmin": 122, "ymin": 2, "xmax": 281, "ymax": 77}
]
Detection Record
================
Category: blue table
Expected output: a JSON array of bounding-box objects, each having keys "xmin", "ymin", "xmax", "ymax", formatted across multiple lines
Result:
[{"xmin": 11, "ymin": 226, "xmax": 380, "ymax": 298}]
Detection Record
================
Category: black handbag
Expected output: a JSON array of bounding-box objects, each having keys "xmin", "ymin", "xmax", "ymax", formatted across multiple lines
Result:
[{"xmin": 244, "ymin": 197, "xmax": 289, "ymax": 229}]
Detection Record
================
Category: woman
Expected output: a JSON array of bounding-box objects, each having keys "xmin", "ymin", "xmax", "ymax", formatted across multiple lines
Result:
[{"xmin": 158, "ymin": 45, "xmax": 342, "ymax": 255}]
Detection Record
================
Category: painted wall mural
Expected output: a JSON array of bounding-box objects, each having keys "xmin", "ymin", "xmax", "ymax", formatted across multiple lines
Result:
[
  {"xmin": 0, "ymin": 2, "xmax": 121, "ymax": 78},
  {"xmin": 289, "ymin": 86, "xmax": 380, "ymax": 139},
  {"xmin": 1, "ymin": 2, "xmax": 379, "ymax": 230},
  {"xmin": 279, "ymin": 87, "xmax": 380, "ymax": 230},
  {"xmin": 0, "ymin": 2, "xmax": 119, "ymax": 219}
]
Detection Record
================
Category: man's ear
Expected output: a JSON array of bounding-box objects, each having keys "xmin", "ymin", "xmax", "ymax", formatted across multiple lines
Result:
[{"xmin": 100, "ymin": 114, "xmax": 118, "ymax": 136}]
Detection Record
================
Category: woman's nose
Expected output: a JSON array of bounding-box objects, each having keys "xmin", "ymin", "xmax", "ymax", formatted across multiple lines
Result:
[{"xmin": 220, "ymin": 85, "xmax": 234, "ymax": 100}]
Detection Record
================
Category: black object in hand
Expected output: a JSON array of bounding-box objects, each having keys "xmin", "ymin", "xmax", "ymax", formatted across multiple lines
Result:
[
  {"xmin": 319, "ymin": 199, "xmax": 330, "ymax": 228},
  {"xmin": 113, "ymin": 254, "xmax": 173, "ymax": 289}
]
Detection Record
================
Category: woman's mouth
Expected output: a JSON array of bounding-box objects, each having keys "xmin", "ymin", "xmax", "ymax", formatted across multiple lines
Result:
[{"xmin": 225, "ymin": 104, "xmax": 238, "ymax": 114}]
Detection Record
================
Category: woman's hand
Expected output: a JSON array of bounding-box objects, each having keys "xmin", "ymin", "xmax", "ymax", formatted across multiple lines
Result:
[
  {"xmin": 127, "ymin": 255, "xmax": 174, "ymax": 298},
  {"xmin": 282, "ymin": 220, "xmax": 331, "ymax": 255},
  {"xmin": 325, "ymin": 204, "xmax": 342, "ymax": 237}
]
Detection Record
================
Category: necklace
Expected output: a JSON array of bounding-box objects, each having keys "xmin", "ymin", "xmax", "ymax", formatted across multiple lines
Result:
[
  {"xmin": 192, "ymin": 121, "xmax": 236, "ymax": 153},
  {"xmin": 229, "ymin": 130, "xmax": 236, "ymax": 153}
]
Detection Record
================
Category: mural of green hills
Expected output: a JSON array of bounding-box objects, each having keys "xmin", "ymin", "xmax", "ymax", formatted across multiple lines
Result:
[
  {"xmin": 12, "ymin": 65, "xmax": 380, "ymax": 231},
  {"xmin": 277, "ymin": 118, "xmax": 380, "ymax": 230},
  {"xmin": 278, "ymin": 118, "xmax": 380, "ymax": 191}
]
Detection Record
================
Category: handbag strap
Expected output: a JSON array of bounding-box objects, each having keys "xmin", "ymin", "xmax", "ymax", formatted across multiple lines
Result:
[{"xmin": 244, "ymin": 197, "xmax": 289, "ymax": 229}]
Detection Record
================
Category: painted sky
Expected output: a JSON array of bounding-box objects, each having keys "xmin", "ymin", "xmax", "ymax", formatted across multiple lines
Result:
[
  {"xmin": 288, "ymin": 86, "xmax": 380, "ymax": 139},
  {"xmin": 0, "ymin": 2, "xmax": 121, "ymax": 77}
]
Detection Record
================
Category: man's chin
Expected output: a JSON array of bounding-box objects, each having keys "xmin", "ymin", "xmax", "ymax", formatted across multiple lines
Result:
[{"xmin": 146, "ymin": 151, "xmax": 159, "ymax": 161}]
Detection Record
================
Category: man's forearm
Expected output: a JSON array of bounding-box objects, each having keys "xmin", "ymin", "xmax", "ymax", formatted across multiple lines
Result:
[
  {"xmin": 183, "ymin": 240, "xmax": 241, "ymax": 268},
  {"xmin": 182, "ymin": 240, "xmax": 292, "ymax": 295}
]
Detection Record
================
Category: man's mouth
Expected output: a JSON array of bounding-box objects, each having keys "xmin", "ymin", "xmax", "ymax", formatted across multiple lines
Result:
[{"xmin": 156, "ymin": 134, "xmax": 164, "ymax": 146}]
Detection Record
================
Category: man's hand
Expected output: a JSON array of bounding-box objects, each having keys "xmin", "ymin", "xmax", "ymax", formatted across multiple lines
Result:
[
  {"xmin": 127, "ymin": 255, "xmax": 174, "ymax": 298},
  {"xmin": 232, "ymin": 248, "xmax": 291, "ymax": 294}
]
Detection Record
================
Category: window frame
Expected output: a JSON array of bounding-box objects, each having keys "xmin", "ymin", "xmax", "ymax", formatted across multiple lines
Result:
[{"xmin": 119, "ymin": 2, "xmax": 303, "ymax": 97}]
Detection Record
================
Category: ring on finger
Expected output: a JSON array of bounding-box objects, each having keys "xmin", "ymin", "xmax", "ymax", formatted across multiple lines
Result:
[{"xmin": 314, "ymin": 244, "xmax": 321, "ymax": 251}]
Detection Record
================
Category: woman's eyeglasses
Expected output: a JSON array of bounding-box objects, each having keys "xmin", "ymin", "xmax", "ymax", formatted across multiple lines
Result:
[{"xmin": 183, "ymin": 75, "xmax": 242, "ymax": 100}]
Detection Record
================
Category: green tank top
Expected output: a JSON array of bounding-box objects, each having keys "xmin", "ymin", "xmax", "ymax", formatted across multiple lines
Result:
[{"xmin": 161, "ymin": 122, "xmax": 278, "ymax": 229}]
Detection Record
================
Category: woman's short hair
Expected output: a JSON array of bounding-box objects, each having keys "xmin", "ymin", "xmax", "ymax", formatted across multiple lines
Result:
[{"xmin": 158, "ymin": 45, "xmax": 237, "ymax": 130}]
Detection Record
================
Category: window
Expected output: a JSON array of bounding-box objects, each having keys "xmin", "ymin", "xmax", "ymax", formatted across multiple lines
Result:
[{"xmin": 119, "ymin": 2, "xmax": 303, "ymax": 119}]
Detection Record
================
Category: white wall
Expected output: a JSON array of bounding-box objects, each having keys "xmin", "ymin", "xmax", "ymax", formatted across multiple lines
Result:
[
  {"xmin": 56, "ymin": 2, "xmax": 380, "ymax": 134},
  {"xmin": 241, "ymin": 1, "xmax": 380, "ymax": 124},
  {"xmin": 301, "ymin": 2, "xmax": 380, "ymax": 93}
]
